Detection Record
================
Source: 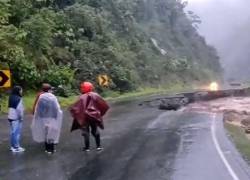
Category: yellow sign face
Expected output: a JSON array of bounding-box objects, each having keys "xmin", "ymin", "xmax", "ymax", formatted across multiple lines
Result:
[
  {"xmin": 0, "ymin": 70, "xmax": 11, "ymax": 88},
  {"xmin": 98, "ymin": 75, "xmax": 109, "ymax": 87}
]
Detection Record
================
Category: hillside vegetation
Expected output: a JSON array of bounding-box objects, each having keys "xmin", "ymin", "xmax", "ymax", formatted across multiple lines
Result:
[{"xmin": 0, "ymin": 0, "xmax": 222, "ymax": 92}]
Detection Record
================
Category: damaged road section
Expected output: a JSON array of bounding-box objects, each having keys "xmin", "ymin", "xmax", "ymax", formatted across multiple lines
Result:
[{"xmin": 139, "ymin": 87, "xmax": 250, "ymax": 111}]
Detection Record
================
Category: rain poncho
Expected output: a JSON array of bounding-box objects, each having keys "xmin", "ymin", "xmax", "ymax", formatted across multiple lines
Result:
[
  {"xmin": 31, "ymin": 93, "xmax": 63, "ymax": 143},
  {"xmin": 70, "ymin": 92, "xmax": 109, "ymax": 131}
]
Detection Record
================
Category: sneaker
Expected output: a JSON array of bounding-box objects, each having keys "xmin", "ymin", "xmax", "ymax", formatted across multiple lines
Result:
[
  {"xmin": 17, "ymin": 147, "xmax": 25, "ymax": 152},
  {"xmin": 11, "ymin": 147, "xmax": 25, "ymax": 153},
  {"xmin": 11, "ymin": 148, "xmax": 19, "ymax": 153},
  {"xmin": 45, "ymin": 150, "xmax": 53, "ymax": 155},
  {"xmin": 10, "ymin": 147, "xmax": 16, "ymax": 152},
  {"xmin": 83, "ymin": 148, "xmax": 90, "ymax": 152},
  {"xmin": 96, "ymin": 147, "xmax": 103, "ymax": 151}
]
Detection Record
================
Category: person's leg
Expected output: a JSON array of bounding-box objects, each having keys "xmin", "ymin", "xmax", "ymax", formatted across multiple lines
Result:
[
  {"xmin": 90, "ymin": 121, "xmax": 101, "ymax": 148},
  {"xmin": 16, "ymin": 121, "xmax": 22, "ymax": 148},
  {"xmin": 46, "ymin": 126, "xmax": 56, "ymax": 153},
  {"xmin": 53, "ymin": 143, "xmax": 57, "ymax": 153},
  {"xmin": 82, "ymin": 126, "xmax": 90, "ymax": 150},
  {"xmin": 44, "ymin": 126, "xmax": 50, "ymax": 153},
  {"xmin": 45, "ymin": 142, "xmax": 49, "ymax": 152},
  {"xmin": 47, "ymin": 139, "xmax": 54, "ymax": 153},
  {"xmin": 9, "ymin": 120, "xmax": 19, "ymax": 149}
]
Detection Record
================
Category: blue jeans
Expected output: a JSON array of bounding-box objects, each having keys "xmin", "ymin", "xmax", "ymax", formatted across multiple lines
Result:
[{"xmin": 9, "ymin": 120, "xmax": 22, "ymax": 149}]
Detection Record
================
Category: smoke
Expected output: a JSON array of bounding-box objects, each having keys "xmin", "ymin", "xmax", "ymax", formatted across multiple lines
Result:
[{"xmin": 186, "ymin": 0, "xmax": 250, "ymax": 81}]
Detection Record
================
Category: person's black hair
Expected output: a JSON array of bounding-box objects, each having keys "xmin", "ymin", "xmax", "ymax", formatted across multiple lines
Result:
[
  {"xmin": 11, "ymin": 86, "xmax": 22, "ymax": 97},
  {"xmin": 42, "ymin": 83, "xmax": 52, "ymax": 92}
]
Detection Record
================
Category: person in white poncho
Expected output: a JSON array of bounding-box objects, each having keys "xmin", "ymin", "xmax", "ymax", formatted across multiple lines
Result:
[{"xmin": 31, "ymin": 84, "xmax": 63, "ymax": 154}]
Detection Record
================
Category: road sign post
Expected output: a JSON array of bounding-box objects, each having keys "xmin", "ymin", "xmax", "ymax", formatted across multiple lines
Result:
[
  {"xmin": 98, "ymin": 74, "xmax": 110, "ymax": 87},
  {"xmin": 0, "ymin": 70, "xmax": 11, "ymax": 88}
]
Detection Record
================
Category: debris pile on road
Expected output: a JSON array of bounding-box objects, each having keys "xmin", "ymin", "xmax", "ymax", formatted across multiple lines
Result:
[{"xmin": 158, "ymin": 97, "xmax": 189, "ymax": 111}]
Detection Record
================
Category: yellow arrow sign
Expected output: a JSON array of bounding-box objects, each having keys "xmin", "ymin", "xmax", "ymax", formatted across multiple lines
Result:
[
  {"xmin": 98, "ymin": 74, "xmax": 109, "ymax": 87},
  {"xmin": 0, "ymin": 70, "xmax": 11, "ymax": 88}
]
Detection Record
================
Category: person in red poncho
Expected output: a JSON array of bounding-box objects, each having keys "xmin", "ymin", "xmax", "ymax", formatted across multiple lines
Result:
[{"xmin": 70, "ymin": 82, "xmax": 109, "ymax": 151}]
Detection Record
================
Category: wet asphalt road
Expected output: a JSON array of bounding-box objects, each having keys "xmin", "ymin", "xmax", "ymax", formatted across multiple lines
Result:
[{"xmin": 1, "ymin": 99, "xmax": 250, "ymax": 180}]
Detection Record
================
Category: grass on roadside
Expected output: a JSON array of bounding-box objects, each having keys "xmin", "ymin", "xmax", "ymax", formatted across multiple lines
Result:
[
  {"xmin": 224, "ymin": 123, "xmax": 250, "ymax": 163},
  {"xmin": 104, "ymin": 83, "xmax": 192, "ymax": 102}
]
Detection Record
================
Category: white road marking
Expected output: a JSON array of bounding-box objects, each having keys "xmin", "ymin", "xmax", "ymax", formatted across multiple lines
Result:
[
  {"xmin": 147, "ymin": 112, "xmax": 169, "ymax": 129},
  {"xmin": 211, "ymin": 114, "xmax": 240, "ymax": 180},
  {"xmin": 148, "ymin": 110, "xmax": 240, "ymax": 180}
]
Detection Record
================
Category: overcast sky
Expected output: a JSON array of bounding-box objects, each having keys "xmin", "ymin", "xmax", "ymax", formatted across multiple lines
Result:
[{"xmin": 186, "ymin": 0, "xmax": 250, "ymax": 80}]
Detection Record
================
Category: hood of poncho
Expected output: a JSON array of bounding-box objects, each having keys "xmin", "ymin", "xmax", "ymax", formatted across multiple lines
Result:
[{"xmin": 35, "ymin": 93, "xmax": 58, "ymax": 119}]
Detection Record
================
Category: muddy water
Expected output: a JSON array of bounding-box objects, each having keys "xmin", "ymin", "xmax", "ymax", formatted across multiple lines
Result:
[{"xmin": 185, "ymin": 97, "xmax": 250, "ymax": 114}]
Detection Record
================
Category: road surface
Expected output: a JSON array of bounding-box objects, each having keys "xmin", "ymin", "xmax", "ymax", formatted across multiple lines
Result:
[{"xmin": 0, "ymin": 99, "xmax": 250, "ymax": 180}]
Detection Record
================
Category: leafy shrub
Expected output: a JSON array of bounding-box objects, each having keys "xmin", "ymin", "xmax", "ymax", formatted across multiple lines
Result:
[
  {"xmin": 41, "ymin": 65, "xmax": 75, "ymax": 87},
  {"xmin": 11, "ymin": 58, "xmax": 41, "ymax": 88}
]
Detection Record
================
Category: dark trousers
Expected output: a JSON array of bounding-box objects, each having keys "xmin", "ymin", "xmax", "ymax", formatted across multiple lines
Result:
[
  {"xmin": 44, "ymin": 127, "xmax": 55, "ymax": 153},
  {"xmin": 45, "ymin": 142, "xmax": 54, "ymax": 152},
  {"xmin": 82, "ymin": 120, "xmax": 101, "ymax": 149}
]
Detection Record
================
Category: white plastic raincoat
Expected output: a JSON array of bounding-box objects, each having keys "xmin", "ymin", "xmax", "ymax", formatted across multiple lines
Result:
[{"xmin": 31, "ymin": 92, "xmax": 63, "ymax": 143}]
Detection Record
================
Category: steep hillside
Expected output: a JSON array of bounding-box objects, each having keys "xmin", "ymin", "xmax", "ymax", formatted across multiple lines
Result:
[{"xmin": 0, "ymin": 0, "xmax": 222, "ymax": 92}]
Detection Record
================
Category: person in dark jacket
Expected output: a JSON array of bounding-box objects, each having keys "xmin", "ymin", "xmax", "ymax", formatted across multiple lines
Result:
[
  {"xmin": 70, "ymin": 82, "xmax": 109, "ymax": 152},
  {"xmin": 8, "ymin": 86, "xmax": 25, "ymax": 153}
]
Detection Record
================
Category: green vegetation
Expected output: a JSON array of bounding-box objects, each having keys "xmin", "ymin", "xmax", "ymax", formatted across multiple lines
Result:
[
  {"xmin": 225, "ymin": 123, "xmax": 250, "ymax": 163},
  {"xmin": 0, "ymin": 0, "xmax": 222, "ymax": 94},
  {"xmin": 106, "ymin": 81, "xmax": 192, "ymax": 101}
]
